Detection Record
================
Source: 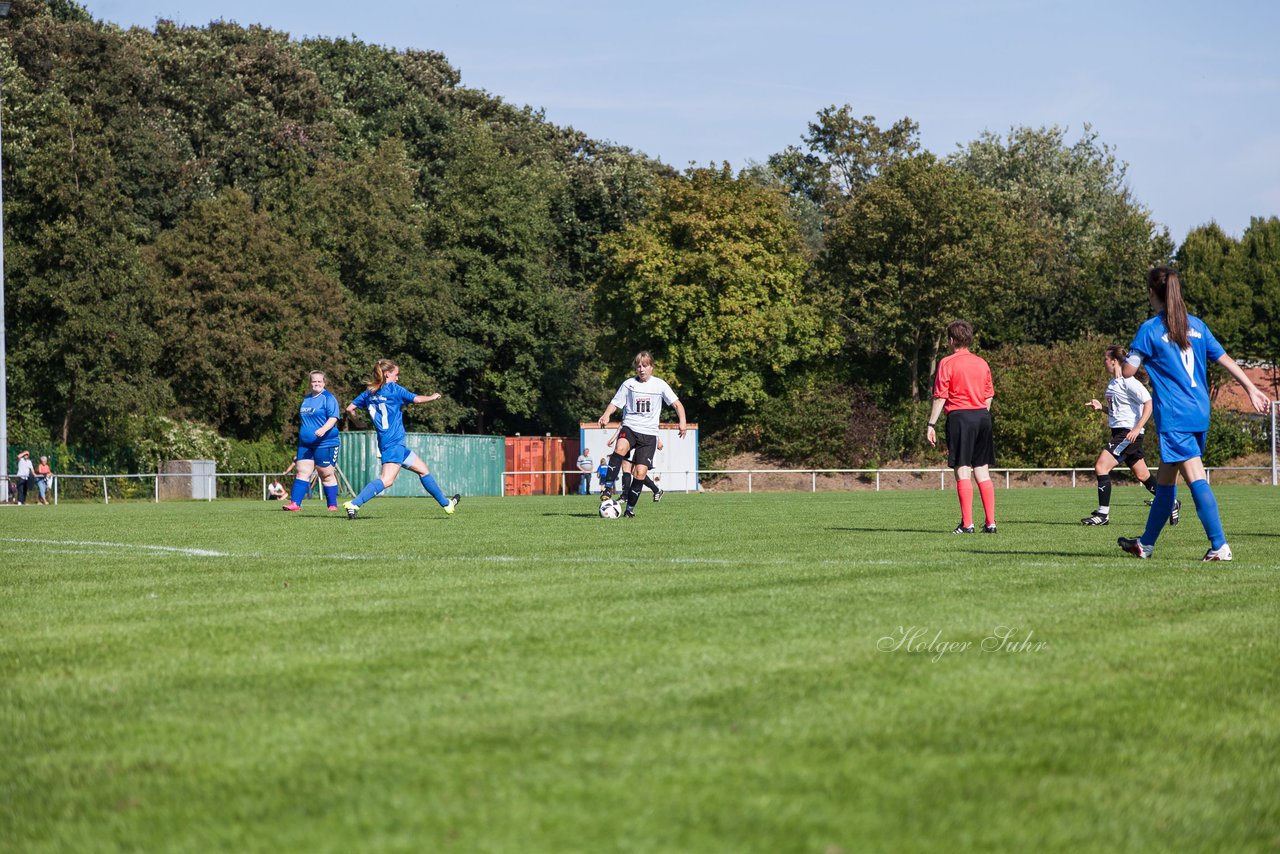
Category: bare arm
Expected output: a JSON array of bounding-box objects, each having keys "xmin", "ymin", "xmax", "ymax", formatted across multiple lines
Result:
[
  {"xmin": 1217, "ymin": 354, "xmax": 1271, "ymax": 413},
  {"xmin": 314, "ymin": 416, "xmax": 338, "ymax": 439},
  {"xmin": 1126, "ymin": 399, "xmax": 1152, "ymax": 443},
  {"xmin": 673, "ymin": 400, "xmax": 688, "ymax": 438},
  {"xmin": 925, "ymin": 398, "xmax": 946, "ymax": 446},
  {"xmin": 598, "ymin": 403, "xmax": 618, "ymax": 428},
  {"xmin": 412, "ymin": 393, "xmax": 442, "ymax": 405}
]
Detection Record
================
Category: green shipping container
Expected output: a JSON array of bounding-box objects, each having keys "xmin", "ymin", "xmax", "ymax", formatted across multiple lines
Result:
[{"xmin": 336, "ymin": 432, "xmax": 505, "ymax": 497}]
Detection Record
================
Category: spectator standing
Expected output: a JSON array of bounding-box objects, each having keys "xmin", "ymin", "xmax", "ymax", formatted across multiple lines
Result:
[
  {"xmin": 15, "ymin": 450, "xmax": 34, "ymax": 506},
  {"xmin": 576, "ymin": 448, "xmax": 594, "ymax": 494},
  {"xmin": 35, "ymin": 456, "xmax": 52, "ymax": 505}
]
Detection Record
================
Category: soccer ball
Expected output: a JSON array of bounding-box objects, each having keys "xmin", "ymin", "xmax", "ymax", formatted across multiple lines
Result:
[{"xmin": 599, "ymin": 499, "xmax": 621, "ymax": 519}]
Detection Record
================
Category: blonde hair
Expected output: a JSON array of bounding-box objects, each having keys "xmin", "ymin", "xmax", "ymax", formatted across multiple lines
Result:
[
  {"xmin": 368, "ymin": 359, "xmax": 398, "ymax": 393},
  {"xmin": 633, "ymin": 351, "xmax": 654, "ymax": 369},
  {"xmin": 309, "ymin": 370, "xmax": 327, "ymax": 383}
]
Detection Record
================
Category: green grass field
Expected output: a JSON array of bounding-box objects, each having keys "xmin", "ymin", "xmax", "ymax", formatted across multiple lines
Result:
[{"xmin": 3, "ymin": 487, "xmax": 1279, "ymax": 853}]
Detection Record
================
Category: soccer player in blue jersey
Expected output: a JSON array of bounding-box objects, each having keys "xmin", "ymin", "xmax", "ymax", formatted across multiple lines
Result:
[
  {"xmin": 342, "ymin": 358, "xmax": 460, "ymax": 520},
  {"xmin": 284, "ymin": 371, "xmax": 342, "ymax": 512},
  {"xmin": 1117, "ymin": 267, "xmax": 1271, "ymax": 561}
]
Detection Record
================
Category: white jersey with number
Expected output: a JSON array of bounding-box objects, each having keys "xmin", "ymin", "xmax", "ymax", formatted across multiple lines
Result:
[
  {"xmin": 1106, "ymin": 375, "xmax": 1151, "ymax": 430},
  {"xmin": 611, "ymin": 376, "xmax": 678, "ymax": 436}
]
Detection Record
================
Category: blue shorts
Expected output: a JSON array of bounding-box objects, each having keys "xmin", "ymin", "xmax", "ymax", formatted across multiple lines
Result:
[
  {"xmin": 1158, "ymin": 431, "xmax": 1207, "ymax": 464},
  {"xmin": 379, "ymin": 445, "xmax": 421, "ymax": 468},
  {"xmin": 296, "ymin": 444, "xmax": 339, "ymax": 467}
]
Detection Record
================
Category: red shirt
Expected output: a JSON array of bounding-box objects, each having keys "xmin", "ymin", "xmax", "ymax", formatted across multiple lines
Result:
[{"xmin": 934, "ymin": 350, "xmax": 994, "ymax": 412}]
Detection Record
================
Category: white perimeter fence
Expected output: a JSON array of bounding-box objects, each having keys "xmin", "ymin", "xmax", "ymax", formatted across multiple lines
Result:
[
  {"xmin": 1, "ymin": 464, "xmax": 1275, "ymax": 504},
  {"xmin": 5, "ymin": 401, "xmax": 1277, "ymax": 501},
  {"xmin": 499, "ymin": 465, "xmax": 1276, "ymax": 496}
]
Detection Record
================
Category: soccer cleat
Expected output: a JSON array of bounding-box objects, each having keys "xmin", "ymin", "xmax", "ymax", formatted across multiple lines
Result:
[
  {"xmin": 1144, "ymin": 498, "xmax": 1154, "ymax": 506},
  {"xmin": 444, "ymin": 494, "xmax": 461, "ymax": 515},
  {"xmin": 652, "ymin": 488, "xmax": 664, "ymax": 503},
  {"xmin": 1117, "ymin": 536, "xmax": 1152, "ymax": 559},
  {"xmin": 327, "ymin": 505, "xmax": 339, "ymax": 512},
  {"xmin": 1202, "ymin": 543, "xmax": 1233, "ymax": 561},
  {"xmin": 1081, "ymin": 512, "xmax": 1109, "ymax": 526},
  {"xmin": 599, "ymin": 489, "xmax": 613, "ymax": 503},
  {"xmin": 282, "ymin": 502, "xmax": 301, "ymax": 512},
  {"xmin": 982, "ymin": 524, "xmax": 997, "ymax": 534},
  {"xmin": 622, "ymin": 507, "xmax": 636, "ymax": 518},
  {"xmin": 343, "ymin": 500, "xmax": 359, "ymax": 520},
  {"xmin": 1169, "ymin": 499, "xmax": 1181, "ymax": 526},
  {"xmin": 952, "ymin": 523, "xmax": 975, "ymax": 534}
]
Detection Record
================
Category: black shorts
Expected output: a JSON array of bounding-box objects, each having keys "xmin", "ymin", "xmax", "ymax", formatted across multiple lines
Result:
[
  {"xmin": 1105, "ymin": 427, "xmax": 1146, "ymax": 467},
  {"xmin": 618, "ymin": 425, "xmax": 658, "ymax": 469},
  {"xmin": 944, "ymin": 408, "xmax": 995, "ymax": 469}
]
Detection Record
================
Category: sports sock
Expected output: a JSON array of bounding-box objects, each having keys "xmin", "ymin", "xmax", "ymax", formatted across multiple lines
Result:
[
  {"xmin": 419, "ymin": 473, "xmax": 449, "ymax": 507},
  {"xmin": 1141, "ymin": 483, "xmax": 1177, "ymax": 546},
  {"xmin": 1142, "ymin": 475, "xmax": 1157, "ymax": 495},
  {"xmin": 1188, "ymin": 479, "xmax": 1226, "ymax": 550},
  {"xmin": 625, "ymin": 480, "xmax": 644, "ymax": 510},
  {"xmin": 977, "ymin": 479, "xmax": 996, "ymax": 526},
  {"xmin": 604, "ymin": 453, "xmax": 625, "ymax": 490},
  {"xmin": 1096, "ymin": 474, "xmax": 1112, "ymax": 513},
  {"xmin": 323, "ymin": 484, "xmax": 339, "ymax": 507},
  {"xmin": 353, "ymin": 479, "xmax": 385, "ymax": 507},
  {"xmin": 290, "ymin": 477, "xmax": 309, "ymax": 505},
  {"xmin": 956, "ymin": 478, "xmax": 974, "ymax": 528},
  {"xmin": 621, "ymin": 471, "xmax": 633, "ymax": 494},
  {"xmin": 644, "ymin": 476, "xmax": 660, "ymax": 492}
]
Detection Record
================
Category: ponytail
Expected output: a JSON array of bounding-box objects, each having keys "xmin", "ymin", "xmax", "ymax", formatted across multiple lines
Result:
[
  {"xmin": 368, "ymin": 358, "xmax": 397, "ymax": 393},
  {"xmin": 1148, "ymin": 267, "xmax": 1189, "ymax": 350}
]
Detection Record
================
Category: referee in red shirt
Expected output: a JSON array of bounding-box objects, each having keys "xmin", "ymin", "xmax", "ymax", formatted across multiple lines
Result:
[{"xmin": 926, "ymin": 320, "xmax": 997, "ymax": 534}]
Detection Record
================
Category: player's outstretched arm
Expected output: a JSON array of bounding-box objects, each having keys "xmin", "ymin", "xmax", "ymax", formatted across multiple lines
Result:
[
  {"xmin": 598, "ymin": 404, "xmax": 618, "ymax": 429},
  {"xmin": 412, "ymin": 392, "xmax": 442, "ymax": 405},
  {"xmin": 1217, "ymin": 354, "xmax": 1272, "ymax": 413}
]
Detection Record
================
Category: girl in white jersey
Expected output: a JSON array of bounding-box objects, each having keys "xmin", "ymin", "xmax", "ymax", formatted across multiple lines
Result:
[
  {"xmin": 1081, "ymin": 345, "xmax": 1172, "ymax": 526},
  {"xmin": 597, "ymin": 351, "xmax": 688, "ymax": 518}
]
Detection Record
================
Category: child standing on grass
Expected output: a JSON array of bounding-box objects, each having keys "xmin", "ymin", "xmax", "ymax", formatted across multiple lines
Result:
[{"xmin": 1117, "ymin": 267, "xmax": 1271, "ymax": 561}]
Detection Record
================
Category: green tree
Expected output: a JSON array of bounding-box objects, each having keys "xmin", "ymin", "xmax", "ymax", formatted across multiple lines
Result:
[
  {"xmin": 598, "ymin": 164, "xmax": 836, "ymax": 427},
  {"xmin": 950, "ymin": 125, "xmax": 1172, "ymax": 343},
  {"xmin": 822, "ymin": 155, "xmax": 1040, "ymax": 401},
  {"xmin": 1176, "ymin": 223, "xmax": 1252, "ymax": 399},
  {"xmin": 148, "ymin": 190, "xmax": 344, "ymax": 440},
  {"xmin": 1237, "ymin": 217, "xmax": 1280, "ymax": 398},
  {"xmin": 426, "ymin": 117, "xmax": 580, "ymax": 434},
  {"xmin": 987, "ymin": 337, "xmax": 1106, "ymax": 467},
  {"xmin": 2, "ymin": 48, "xmax": 169, "ymax": 446},
  {"xmin": 769, "ymin": 104, "xmax": 921, "ymax": 207}
]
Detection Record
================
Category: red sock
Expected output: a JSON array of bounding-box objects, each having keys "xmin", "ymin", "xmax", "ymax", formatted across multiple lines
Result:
[
  {"xmin": 956, "ymin": 478, "xmax": 974, "ymax": 528},
  {"xmin": 978, "ymin": 479, "xmax": 996, "ymax": 526}
]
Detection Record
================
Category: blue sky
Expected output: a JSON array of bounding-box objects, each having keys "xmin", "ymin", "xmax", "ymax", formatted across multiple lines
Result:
[{"xmin": 89, "ymin": 0, "xmax": 1280, "ymax": 243}]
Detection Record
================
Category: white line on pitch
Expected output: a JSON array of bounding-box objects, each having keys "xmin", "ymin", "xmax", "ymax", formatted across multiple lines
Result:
[{"xmin": 0, "ymin": 538, "xmax": 230, "ymax": 558}]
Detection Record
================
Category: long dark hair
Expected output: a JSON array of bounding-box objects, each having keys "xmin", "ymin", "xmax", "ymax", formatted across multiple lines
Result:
[{"xmin": 1147, "ymin": 267, "xmax": 1189, "ymax": 350}]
